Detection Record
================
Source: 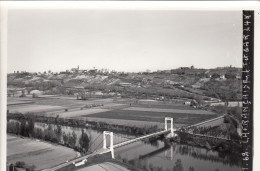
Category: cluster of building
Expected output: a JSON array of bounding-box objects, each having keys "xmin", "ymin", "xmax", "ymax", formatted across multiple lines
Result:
[{"xmin": 7, "ymin": 88, "xmax": 43, "ymax": 97}]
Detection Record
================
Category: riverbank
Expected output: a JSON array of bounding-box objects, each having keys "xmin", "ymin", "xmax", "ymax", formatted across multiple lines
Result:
[
  {"xmin": 8, "ymin": 113, "xmax": 242, "ymax": 155},
  {"xmin": 170, "ymin": 130, "xmax": 242, "ymax": 158},
  {"xmin": 7, "ymin": 119, "xmax": 242, "ymax": 171},
  {"xmin": 7, "ymin": 111, "xmax": 243, "ymax": 171}
]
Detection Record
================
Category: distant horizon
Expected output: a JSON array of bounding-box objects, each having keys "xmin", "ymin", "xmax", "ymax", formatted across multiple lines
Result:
[
  {"xmin": 8, "ymin": 10, "xmax": 242, "ymax": 73},
  {"xmin": 8, "ymin": 65, "xmax": 242, "ymax": 74}
]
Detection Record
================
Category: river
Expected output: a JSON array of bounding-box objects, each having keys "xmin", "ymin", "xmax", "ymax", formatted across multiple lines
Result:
[{"xmin": 9, "ymin": 120, "xmax": 241, "ymax": 171}]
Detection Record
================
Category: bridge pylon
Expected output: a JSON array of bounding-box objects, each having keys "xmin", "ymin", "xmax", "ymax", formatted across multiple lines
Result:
[
  {"xmin": 165, "ymin": 117, "xmax": 175, "ymax": 137},
  {"xmin": 103, "ymin": 131, "xmax": 115, "ymax": 159}
]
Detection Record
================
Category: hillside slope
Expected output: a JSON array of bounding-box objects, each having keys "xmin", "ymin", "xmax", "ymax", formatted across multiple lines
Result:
[{"xmin": 7, "ymin": 67, "xmax": 242, "ymax": 101}]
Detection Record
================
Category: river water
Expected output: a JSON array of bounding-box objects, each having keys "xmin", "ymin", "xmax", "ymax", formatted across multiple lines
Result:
[{"xmin": 9, "ymin": 120, "xmax": 241, "ymax": 171}]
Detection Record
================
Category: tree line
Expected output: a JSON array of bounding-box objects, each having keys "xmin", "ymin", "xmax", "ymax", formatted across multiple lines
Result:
[
  {"xmin": 7, "ymin": 119, "xmax": 90, "ymax": 154},
  {"xmin": 8, "ymin": 113, "xmax": 159, "ymax": 137},
  {"xmin": 8, "ymin": 161, "xmax": 36, "ymax": 171}
]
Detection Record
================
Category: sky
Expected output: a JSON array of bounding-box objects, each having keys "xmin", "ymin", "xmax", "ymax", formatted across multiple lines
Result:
[{"xmin": 7, "ymin": 9, "xmax": 242, "ymax": 73}]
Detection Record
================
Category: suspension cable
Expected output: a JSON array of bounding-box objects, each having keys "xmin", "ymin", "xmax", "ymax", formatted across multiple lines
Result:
[
  {"xmin": 92, "ymin": 138, "xmax": 104, "ymax": 153},
  {"xmin": 88, "ymin": 133, "xmax": 103, "ymax": 152}
]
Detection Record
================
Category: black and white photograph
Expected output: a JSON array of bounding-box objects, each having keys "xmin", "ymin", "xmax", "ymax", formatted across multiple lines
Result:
[{"xmin": 0, "ymin": 2, "xmax": 259, "ymax": 171}]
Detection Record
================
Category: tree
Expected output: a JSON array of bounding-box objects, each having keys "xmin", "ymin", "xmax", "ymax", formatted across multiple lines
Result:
[
  {"xmin": 49, "ymin": 129, "xmax": 58, "ymax": 142},
  {"xmin": 55, "ymin": 125, "xmax": 62, "ymax": 139},
  {"xmin": 63, "ymin": 132, "xmax": 68, "ymax": 145},
  {"xmin": 68, "ymin": 131, "xmax": 77, "ymax": 148},
  {"xmin": 34, "ymin": 128, "xmax": 44, "ymax": 139},
  {"xmin": 20, "ymin": 90, "xmax": 26, "ymax": 97},
  {"xmin": 79, "ymin": 129, "xmax": 90, "ymax": 153},
  {"xmin": 14, "ymin": 161, "xmax": 35, "ymax": 171},
  {"xmin": 26, "ymin": 164, "xmax": 36, "ymax": 171},
  {"xmin": 173, "ymin": 159, "xmax": 184, "ymax": 171},
  {"xmin": 72, "ymin": 131, "xmax": 77, "ymax": 146},
  {"xmin": 15, "ymin": 161, "xmax": 26, "ymax": 168},
  {"xmin": 9, "ymin": 163, "xmax": 15, "ymax": 171},
  {"xmin": 20, "ymin": 120, "xmax": 28, "ymax": 137},
  {"xmin": 54, "ymin": 115, "xmax": 60, "ymax": 124},
  {"xmin": 15, "ymin": 122, "xmax": 20, "ymax": 135},
  {"xmin": 48, "ymin": 124, "xmax": 53, "ymax": 131},
  {"xmin": 189, "ymin": 167, "xmax": 194, "ymax": 171},
  {"xmin": 27, "ymin": 116, "xmax": 35, "ymax": 137},
  {"xmin": 194, "ymin": 96, "xmax": 205, "ymax": 107}
]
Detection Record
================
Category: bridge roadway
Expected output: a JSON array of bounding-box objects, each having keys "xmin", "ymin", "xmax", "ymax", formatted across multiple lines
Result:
[
  {"xmin": 43, "ymin": 148, "xmax": 110, "ymax": 171},
  {"xmin": 44, "ymin": 147, "xmax": 113, "ymax": 171},
  {"xmin": 45, "ymin": 129, "xmax": 171, "ymax": 171}
]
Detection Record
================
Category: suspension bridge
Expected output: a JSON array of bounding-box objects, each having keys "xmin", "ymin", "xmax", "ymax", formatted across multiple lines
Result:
[
  {"xmin": 46, "ymin": 115, "xmax": 229, "ymax": 170},
  {"xmin": 46, "ymin": 117, "xmax": 175, "ymax": 170}
]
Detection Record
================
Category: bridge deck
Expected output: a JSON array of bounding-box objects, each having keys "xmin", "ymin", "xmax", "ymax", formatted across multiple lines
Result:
[{"xmin": 44, "ymin": 149, "xmax": 111, "ymax": 171}]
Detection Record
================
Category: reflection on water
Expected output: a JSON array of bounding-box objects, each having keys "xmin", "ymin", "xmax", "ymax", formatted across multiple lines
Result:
[
  {"xmin": 115, "ymin": 140, "xmax": 241, "ymax": 171},
  {"xmin": 9, "ymin": 120, "xmax": 242, "ymax": 171}
]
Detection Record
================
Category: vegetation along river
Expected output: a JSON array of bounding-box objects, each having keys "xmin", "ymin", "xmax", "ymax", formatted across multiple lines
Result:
[{"xmin": 9, "ymin": 120, "xmax": 241, "ymax": 171}]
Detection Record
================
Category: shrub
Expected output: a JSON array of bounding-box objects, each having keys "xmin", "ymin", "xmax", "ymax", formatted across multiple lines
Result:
[{"xmin": 15, "ymin": 161, "xmax": 26, "ymax": 168}]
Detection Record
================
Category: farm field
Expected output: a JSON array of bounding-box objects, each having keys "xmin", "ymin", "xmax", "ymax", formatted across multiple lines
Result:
[
  {"xmin": 85, "ymin": 109, "xmax": 218, "ymax": 125},
  {"xmin": 7, "ymin": 135, "xmax": 78, "ymax": 170},
  {"xmin": 128, "ymin": 103, "xmax": 201, "ymax": 110},
  {"xmin": 7, "ymin": 96, "xmax": 219, "ymax": 128},
  {"xmin": 83, "ymin": 117, "xmax": 186, "ymax": 129},
  {"xmin": 7, "ymin": 97, "xmax": 118, "ymax": 111},
  {"xmin": 7, "ymin": 104, "xmax": 66, "ymax": 114},
  {"xmin": 44, "ymin": 110, "xmax": 176, "ymax": 129},
  {"xmin": 46, "ymin": 108, "xmax": 112, "ymax": 118},
  {"xmin": 7, "ymin": 97, "xmax": 114, "ymax": 108},
  {"xmin": 123, "ymin": 107, "xmax": 215, "ymax": 115},
  {"xmin": 7, "ymin": 99, "xmax": 35, "ymax": 106},
  {"xmin": 101, "ymin": 103, "xmax": 128, "ymax": 109}
]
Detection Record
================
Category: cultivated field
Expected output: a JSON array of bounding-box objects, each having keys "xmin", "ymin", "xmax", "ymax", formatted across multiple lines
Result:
[
  {"xmin": 7, "ymin": 97, "xmax": 114, "ymax": 108},
  {"xmin": 84, "ymin": 117, "xmax": 186, "ymax": 129},
  {"xmin": 123, "ymin": 107, "xmax": 215, "ymax": 115},
  {"xmin": 46, "ymin": 108, "xmax": 112, "ymax": 118},
  {"xmin": 7, "ymin": 97, "xmax": 118, "ymax": 115},
  {"xmin": 7, "ymin": 99, "xmax": 35, "ymax": 106},
  {"xmin": 7, "ymin": 104, "xmax": 66, "ymax": 114},
  {"xmin": 7, "ymin": 135, "xmax": 78, "ymax": 170},
  {"xmin": 85, "ymin": 109, "xmax": 218, "ymax": 126},
  {"xmin": 128, "ymin": 103, "xmax": 201, "ymax": 110},
  {"xmin": 7, "ymin": 96, "xmax": 219, "ymax": 128},
  {"xmin": 101, "ymin": 103, "xmax": 128, "ymax": 109}
]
